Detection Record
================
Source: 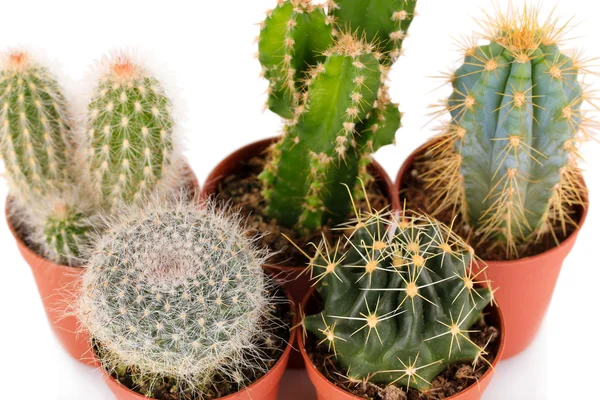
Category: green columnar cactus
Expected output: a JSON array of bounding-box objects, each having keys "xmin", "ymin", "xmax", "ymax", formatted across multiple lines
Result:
[
  {"xmin": 0, "ymin": 51, "xmax": 74, "ymax": 199},
  {"xmin": 258, "ymin": 1, "xmax": 414, "ymax": 231},
  {"xmin": 260, "ymin": 34, "xmax": 387, "ymax": 230},
  {"xmin": 421, "ymin": 7, "xmax": 591, "ymax": 256},
  {"xmin": 328, "ymin": 0, "xmax": 418, "ymax": 65},
  {"xmin": 84, "ymin": 55, "xmax": 177, "ymax": 211},
  {"xmin": 258, "ymin": 0, "xmax": 333, "ymax": 118},
  {"xmin": 78, "ymin": 197, "xmax": 285, "ymax": 397},
  {"xmin": 303, "ymin": 209, "xmax": 494, "ymax": 391}
]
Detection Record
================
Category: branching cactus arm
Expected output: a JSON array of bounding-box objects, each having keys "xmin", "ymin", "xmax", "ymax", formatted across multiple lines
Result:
[
  {"xmin": 259, "ymin": 0, "xmax": 333, "ymax": 118},
  {"xmin": 84, "ymin": 54, "xmax": 179, "ymax": 211},
  {"xmin": 260, "ymin": 34, "xmax": 381, "ymax": 230},
  {"xmin": 0, "ymin": 50, "xmax": 74, "ymax": 199}
]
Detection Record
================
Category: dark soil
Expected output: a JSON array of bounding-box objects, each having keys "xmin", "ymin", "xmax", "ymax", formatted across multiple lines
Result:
[
  {"xmin": 306, "ymin": 311, "xmax": 500, "ymax": 400},
  {"xmin": 97, "ymin": 286, "xmax": 293, "ymax": 400},
  {"xmin": 214, "ymin": 155, "xmax": 390, "ymax": 266},
  {"xmin": 399, "ymin": 151, "xmax": 582, "ymax": 261}
]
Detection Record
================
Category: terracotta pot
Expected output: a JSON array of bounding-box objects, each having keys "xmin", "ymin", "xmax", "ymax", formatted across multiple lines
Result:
[
  {"xmin": 298, "ymin": 289, "xmax": 505, "ymax": 400},
  {"xmin": 199, "ymin": 137, "xmax": 399, "ymax": 303},
  {"xmin": 5, "ymin": 168, "xmax": 199, "ymax": 366},
  {"xmin": 395, "ymin": 139, "xmax": 589, "ymax": 359},
  {"xmin": 100, "ymin": 290, "xmax": 297, "ymax": 400},
  {"xmin": 5, "ymin": 205, "xmax": 94, "ymax": 366}
]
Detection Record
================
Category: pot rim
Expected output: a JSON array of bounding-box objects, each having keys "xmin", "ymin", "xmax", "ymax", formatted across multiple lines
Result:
[
  {"xmin": 97, "ymin": 286, "xmax": 298, "ymax": 400},
  {"xmin": 199, "ymin": 136, "xmax": 400, "ymax": 270},
  {"xmin": 394, "ymin": 138, "xmax": 590, "ymax": 267},
  {"xmin": 298, "ymin": 286, "xmax": 506, "ymax": 400}
]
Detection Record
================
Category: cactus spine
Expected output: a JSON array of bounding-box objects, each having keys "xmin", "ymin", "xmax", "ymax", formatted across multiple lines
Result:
[
  {"xmin": 84, "ymin": 54, "xmax": 177, "ymax": 211},
  {"xmin": 0, "ymin": 51, "xmax": 74, "ymax": 200},
  {"xmin": 328, "ymin": 0, "xmax": 418, "ymax": 65},
  {"xmin": 421, "ymin": 6, "xmax": 592, "ymax": 257},
  {"xmin": 303, "ymin": 207, "xmax": 495, "ymax": 391},
  {"xmin": 259, "ymin": 0, "xmax": 416, "ymax": 231},
  {"xmin": 78, "ymin": 197, "xmax": 286, "ymax": 397}
]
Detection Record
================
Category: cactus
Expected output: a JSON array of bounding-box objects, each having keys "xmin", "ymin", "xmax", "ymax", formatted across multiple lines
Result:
[
  {"xmin": 258, "ymin": 1, "xmax": 415, "ymax": 231},
  {"xmin": 77, "ymin": 196, "xmax": 286, "ymax": 397},
  {"xmin": 260, "ymin": 32, "xmax": 402, "ymax": 231},
  {"xmin": 0, "ymin": 50, "xmax": 74, "ymax": 200},
  {"xmin": 83, "ymin": 54, "xmax": 180, "ymax": 211},
  {"xmin": 303, "ymin": 207, "xmax": 495, "ymax": 391},
  {"xmin": 258, "ymin": 0, "xmax": 334, "ymax": 118},
  {"xmin": 421, "ymin": 5, "xmax": 592, "ymax": 257},
  {"xmin": 42, "ymin": 201, "xmax": 93, "ymax": 266},
  {"xmin": 328, "ymin": 0, "xmax": 418, "ymax": 65}
]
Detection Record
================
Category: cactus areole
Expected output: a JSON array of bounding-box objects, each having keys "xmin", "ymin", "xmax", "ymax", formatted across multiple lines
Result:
[
  {"xmin": 258, "ymin": 1, "xmax": 416, "ymax": 231},
  {"xmin": 421, "ymin": 6, "xmax": 592, "ymax": 257}
]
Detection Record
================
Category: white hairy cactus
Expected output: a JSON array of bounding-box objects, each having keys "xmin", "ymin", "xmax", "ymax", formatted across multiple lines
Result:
[{"xmin": 77, "ymin": 195, "xmax": 287, "ymax": 396}]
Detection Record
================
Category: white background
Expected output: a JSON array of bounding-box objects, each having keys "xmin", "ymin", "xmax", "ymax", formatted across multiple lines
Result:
[{"xmin": 1, "ymin": 1, "xmax": 598, "ymax": 399}]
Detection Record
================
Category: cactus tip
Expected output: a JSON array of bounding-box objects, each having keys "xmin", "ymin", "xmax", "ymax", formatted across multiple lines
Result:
[{"xmin": 3, "ymin": 50, "xmax": 30, "ymax": 71}]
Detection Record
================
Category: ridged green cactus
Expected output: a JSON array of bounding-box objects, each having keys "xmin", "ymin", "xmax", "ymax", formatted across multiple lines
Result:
[
  {"xmin": 421, "ymin": 6, "xmax": 592, "ymax": 257},
  {"xmin": 0, "ymin": 51, "xmax": 74, "ymax": 199},
  {"xmin": 328, "ymin": 0, "xmax": 418, "ymax": 65},
  {"xmin": 303, "ymin": 208, "xmax": 495, "ymax": 391},
  {"xmin": 84, "ymin": 54, "xmax": 178, "ymax": 211},
  {"xmin": 258, "ymin": 0, "xmax": 415, "ymax": 231},
  {"xmin": 42, "ymin": 201, "xmax": 93, "ymax": 266},
  {"xmin": 258, "ymin": 0, "xmax": 333, "ymax": 118},
  {"xmin": 261, "ymin": 34, "xmax": 384, "ymax": 230},
  {"xmin": 78, "ymin": 197, "xmax": 286, "ymax": 397}
]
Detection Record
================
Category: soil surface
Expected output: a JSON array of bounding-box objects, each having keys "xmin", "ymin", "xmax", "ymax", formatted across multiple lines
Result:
[
  {"xmin": 98, "ymin": 287, "xmax": 293, "ymax": 400},
  {"xmin": 306, "ymin": 312, "xmax": 500, "ymax": 400},
  {"xmin": 214, "ymin": 155, "xmax": 390, "ymax": 266},
  {"xmin": 399, "ymin": 151, "xmax": 582, "ymax": 261}
]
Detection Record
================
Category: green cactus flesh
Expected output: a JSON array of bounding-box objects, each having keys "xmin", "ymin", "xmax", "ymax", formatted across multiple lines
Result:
[
  {"xmin": 43, "ymin": 203, "xmax": 91, "ymax": 266},
  {"xmin": 0, "ymin": 52, "xmax": 73, "ymax": 199},
  {"xmin": 258, "ymin": 0, "xmax": 333, "ymax": 118},
  {"xmin": 304, "ymin": 211, "xmax": 494, "ymax": 391},
  {"xmin": 257, "ymin": 0, "xmax": 415, "ymax": 232},
  {"xmin": 260, "ymin": 35, "xmax": 385, "ymax": 230},
  {"xmin": 86, "ymin": 59, "xmax": 174, "ymax": 210},
  {"xmin": 421, "ymin": 10, "xmax": 589, "ymax": 256},
  {"xmin": 330, "ymin": 0, "xmax": 417, "ymax": 65}
]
